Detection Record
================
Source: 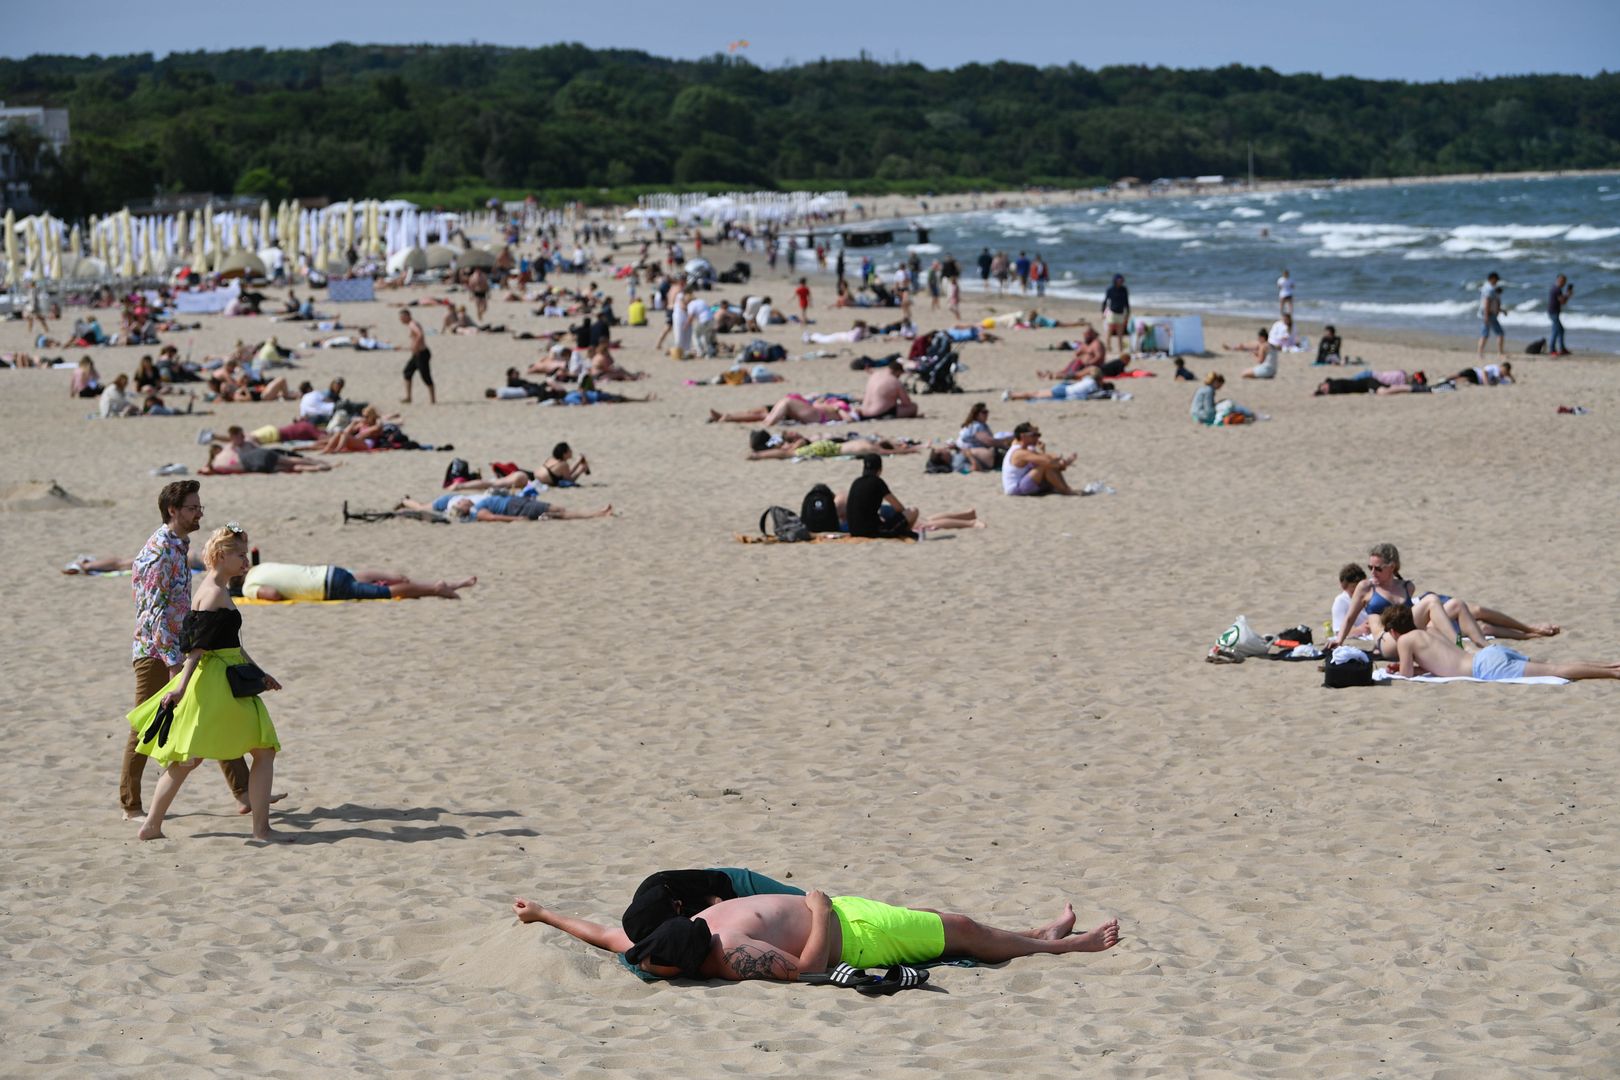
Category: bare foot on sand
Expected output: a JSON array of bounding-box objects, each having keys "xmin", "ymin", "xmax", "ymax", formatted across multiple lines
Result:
[
  {"xmin": 513, "ymin": 897, "xmax": 547, "ymax": 923},
  {"xmin": 1064, "ymin": 918, "xmax": 1121, "ymax": 952},
  {"xmin": 1532, "ymin": 623, "xmax": 1561, "ymax": 637},
  {"xmin": 249, "ymin": 828, "xmax": 295, "ymax": 844},
  {"xmin": 436, "ymin": 576, "xmax": 478, "ymax": 598},
  {"xmin": 1029, "ymin": 902, "xmax": 1077, "ymax": 941},
  {"xmin": 124, "ymin": 809, "xmax": 143, "ymax": 821},
  {"xmin": 137, "ymin": 820, "xmax": 166, "ymax": 841},
  {"xmin": 236, "ymin": 792, "xmax": 288, "ymax": 815},
  {"xmin": 707, "ymin": 409, "xmax": 721, "ymax": 423}
]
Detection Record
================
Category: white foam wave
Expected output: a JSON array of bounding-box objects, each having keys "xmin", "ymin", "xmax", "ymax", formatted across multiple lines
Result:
[
  {"xmin": 1441, "ymin": 237, "xmax": 1511, "ymax": 254},
  {"xmin": 1121, "ymin": 217, "xmax": 1200, "ymax": 240},
  {"xmin": 1180, "ymin": 240, "xmax": 1205, "ymax": 248},
  {"xmin": 1449, "ymin": 224, "xmax": 1569, "ymax": 240},
  {"xmin": 991, "ymin": 208, "xmax": 1053, "ymax": 231},
  {"xmin": 1299, "ymin": 222, "xmax": 1430, "ymax": 237},
  {"xmin": 1231, "ymin": 207, "xmax": 1264, "ymax": 218},
  {"xmin": 1099, "ymin": 209, "xmax": 1152, "ymax": 225},
  {"xmin": 1277, "ymin": 211, "xmax": 1303, "ymax": 222},
  {"xmin": 1502, "ymin": 311, "xmax": 1620, "ymax": 333},
  {"xmin": 1566, "ymin": 225, "xmax": 1620, "ymax": 241},
  {"xmin": 1339, "ymin": 300, "xmax": 1477, "ymax": 318}
]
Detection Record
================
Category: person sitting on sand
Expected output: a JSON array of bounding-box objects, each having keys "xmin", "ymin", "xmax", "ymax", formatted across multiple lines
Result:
[
  {"xmin": 99, "ymin": 373, "xmax": 140, "ymax": 417},
  {"xmin": 1002, "ymin": 422, "xmax": 1077, "ymax": 496},
  {"xmin": 709, "ymin": 393, "xmax": 856, "ymax": 427},
  {"xmin": 510, "ymin": 887, "xmax": 1120, "ymax": 983},
  {"xmin": 1190, "ymin": 373, "xmax": 1256, "ymax": 426},
  {"xmin": 1380, "ymin": 603, "xmax": 1616, "ymax": 682},
  {"xmin": 1331, "ymin": 560, "xmax": 1555, "ymax": 643},
  {"xmin": 240, "ymin": 562, "xmax": 476, "ymax": 601},
  {"xmin": 1240, "ymin": 328, "xmax": 1278, "ymax": 379},
  {"xmin": 538, "ymin": 443, "xmax": 590, "ymax": 486},
  {"xmin": 955, "ymin": 401, "xmax": 1012, "ymax": 471},
  {"xmin": 203, "ymin": 428, "xmax": 335, "ymax": 474},
  {"xmin": 855, "ymin": 359, "xmax": 920, "ymax": 420},
  {"xmin": 397, "ymin": 493, "xmax": 612, "ymax": 523},
  {"xmin": 314, "ymin": 406, "xmax": 405, "ymax": 454},
  {"xmin": 1037, "ymin": 327, "xmax": 1108, "ymax": 382},
  {"xmin": 747, "ymin": 430, "xmax": 920, "ymax": 461},
  {"xmin": 1315, "ymin": 325, "xmax": 1344, "ymax": 365},
  {"xmin": 1327, "ymin": 542, "xmax": 1559, "ymax": 651}
]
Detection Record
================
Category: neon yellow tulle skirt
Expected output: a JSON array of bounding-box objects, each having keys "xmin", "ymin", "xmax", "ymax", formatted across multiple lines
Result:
[{"xmin": 127, "ymin": 648, "xmax": 280, "ymax": 767}]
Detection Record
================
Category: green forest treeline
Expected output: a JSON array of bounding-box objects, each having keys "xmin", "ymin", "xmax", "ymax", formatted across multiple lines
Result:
[{"xmin": 2, "ymin": 44, "xmax": 1617, "ymax": 215}]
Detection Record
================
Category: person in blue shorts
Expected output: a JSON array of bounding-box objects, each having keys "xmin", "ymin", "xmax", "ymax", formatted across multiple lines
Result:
[
  {"xmin": 240, "ymin": 561, "xmax": 476, "ymax": 600},
  {"xmin": 1382, "ymin": 604, "xmax": 1619, "ymax": 681},
  {"xmin": 397, "ymin": 491, "xmax": 613, "ymax": 522}
]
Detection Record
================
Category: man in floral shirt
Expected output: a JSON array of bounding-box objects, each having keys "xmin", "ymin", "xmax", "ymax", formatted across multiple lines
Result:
[{"xmin": 122, "ymin": 481, "xmax": 249, "ymax": 819}]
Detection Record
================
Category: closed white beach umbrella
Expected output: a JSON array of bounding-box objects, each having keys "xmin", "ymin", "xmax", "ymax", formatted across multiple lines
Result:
[
  {"xmin": 3, "ymin": 209, "xmax": 17, "ymax": 285},
  {"xmin": 260, "ymin": 200, "xmax": 271, "ymax": 249},
  {"xmin": 313, "ymin": 217, "xmax": 328, "ymax": 273}
]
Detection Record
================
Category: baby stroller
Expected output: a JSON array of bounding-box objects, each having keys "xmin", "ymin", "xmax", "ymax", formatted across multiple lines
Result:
[{"xmin": 908, "ymin": 350, "xmax": 962, "ymax": 394}]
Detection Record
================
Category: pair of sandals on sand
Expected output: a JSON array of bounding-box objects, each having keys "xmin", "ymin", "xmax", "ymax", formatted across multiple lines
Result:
[{"xmin": 800, "ymin": 963, "xmax": 931, "ymax": 995}]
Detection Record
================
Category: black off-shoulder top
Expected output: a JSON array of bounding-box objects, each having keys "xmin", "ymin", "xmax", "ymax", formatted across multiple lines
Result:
[{"xmin": 180, "ymin": 608, "xmax": 243, "ymax": 652}]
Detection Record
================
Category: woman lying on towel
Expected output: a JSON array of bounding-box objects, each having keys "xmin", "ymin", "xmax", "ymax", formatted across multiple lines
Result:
[{"xmin": 1381, "ymin": 604, "xmax": 1618, "ymax": 682}]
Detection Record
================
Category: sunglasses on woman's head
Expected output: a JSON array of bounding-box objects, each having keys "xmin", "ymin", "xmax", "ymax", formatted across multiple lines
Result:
[{"xmin": 224, "ymin": 521, "xmax": 245, "ymax": 535}]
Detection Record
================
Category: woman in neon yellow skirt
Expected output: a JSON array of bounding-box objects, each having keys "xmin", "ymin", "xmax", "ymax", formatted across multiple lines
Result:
[{"xmin": 128, "ymin": 524, "xmax": 284, "ymax": 842}]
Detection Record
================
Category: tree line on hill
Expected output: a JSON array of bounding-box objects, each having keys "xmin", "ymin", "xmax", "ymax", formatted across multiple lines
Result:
[{"xmin": 1, "ymin": 44, "xmax": 1616, "ymax": 216}]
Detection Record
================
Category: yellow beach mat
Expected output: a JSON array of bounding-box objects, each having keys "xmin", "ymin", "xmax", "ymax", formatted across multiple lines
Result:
[{"xmin": 237, "ymin": 596, "xmax": 407, "ymax": 605}]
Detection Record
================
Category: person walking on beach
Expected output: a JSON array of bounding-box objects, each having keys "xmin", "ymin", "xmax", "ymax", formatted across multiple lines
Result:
[
  {"xmin": 1277, "ymin": 269, "xmax": 1294, "ymax": 316},
  {"xmin": 399, "ymin": 309, "xmax": 435, "ymax": 404},
  {"xmin": 794, "ymin": 278, "xmax": 811, "ymax": 324},
  {"xmin": 1477, "ymin": 272, "xmax": 1505, "ymax": 360},
  {"xmin": 127, "ymin": 525, "xmax": 285, "ymax": 842},
  {"xmin": 977, "ymin": 248, "xmax": 993, "ymax": 290},
  {"xmin": 122, "ymin": 482, "xmax": 249, "ymax": 821},
  {"xmin": 1547, "ymin": 274, "xmax": 1574, "ymax": 356}
]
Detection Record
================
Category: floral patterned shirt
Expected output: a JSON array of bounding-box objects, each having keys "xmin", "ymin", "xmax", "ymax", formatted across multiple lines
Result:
[{"xmin": 131, "ymin": 525, "xmax": 191, "ymax": 667}]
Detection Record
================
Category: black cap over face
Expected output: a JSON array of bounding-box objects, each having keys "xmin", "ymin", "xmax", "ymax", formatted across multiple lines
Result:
[{"xmin": 623, "ymin": 917, "xmax": 712, "ymax": 977}]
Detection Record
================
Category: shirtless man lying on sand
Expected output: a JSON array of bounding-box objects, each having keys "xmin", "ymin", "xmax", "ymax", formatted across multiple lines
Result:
[
  {"xmin": 1381, "ymin": 604, "xmax": 1620, "ymax": 682},
  {"xmin": 512, "ymin": 889, "xmax": 1119, "ymax": 982}
]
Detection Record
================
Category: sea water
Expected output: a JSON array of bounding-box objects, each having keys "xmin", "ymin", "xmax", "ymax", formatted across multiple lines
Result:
[{"xmin": 852, "ymin": 175, "xmax": 1619, "ymax": 354}]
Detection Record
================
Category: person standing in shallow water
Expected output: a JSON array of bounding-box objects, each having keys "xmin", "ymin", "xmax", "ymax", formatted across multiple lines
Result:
[
  {"xmin": 123, "ymin": 482, "xmax": 249, "ymax": 820},
  {"xmin": 127, "ymin": 525, "xmax": 287, "ymax": 842}
]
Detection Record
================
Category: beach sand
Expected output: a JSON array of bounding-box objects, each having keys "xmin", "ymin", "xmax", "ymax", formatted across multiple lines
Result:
[{"xmin": 2, "ymin": 262, "xmax": 1618, "ymax": 1077}]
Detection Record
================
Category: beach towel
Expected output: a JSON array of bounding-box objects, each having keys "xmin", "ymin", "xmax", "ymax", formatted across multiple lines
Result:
[
  {"xmin": 735, "ymin": 533, "xmax": 915, "ymax": 545},
  {"xmin": 237, "ymin": 596, "xmax": 406, "ymax": 606},
  {"xmin": 1373, "ymin": 670, "xmax": 1568, "ymax": 686},
  {"xmin": 615, "ymin": 951, "xmax": 975, "ymax": 984}
]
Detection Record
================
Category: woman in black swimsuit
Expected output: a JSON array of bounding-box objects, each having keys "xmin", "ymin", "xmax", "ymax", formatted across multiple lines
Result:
[{"xmin": 541, "ymin": 443, "xmax": 590, "ymax": 487}]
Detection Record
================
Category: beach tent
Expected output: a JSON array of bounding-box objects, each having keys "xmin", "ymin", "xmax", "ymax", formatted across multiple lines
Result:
[
  {"xmin": 1129, "ymin": 315, "xmax": 1204, "ymax": 357},
  {"xmin": 422, "ymin": 244, "xmax": 457, "ymax": 270},
  {"xmin": 219, "ymin": 251, "xmax": 268, "ymax": 280},
  {"xmin": 387, "ymin": 246, "xmax": 429, "ymax": 274},
  {"xmin": 456, "ymin": 247, "xmax": 497, "ymax": 270}
]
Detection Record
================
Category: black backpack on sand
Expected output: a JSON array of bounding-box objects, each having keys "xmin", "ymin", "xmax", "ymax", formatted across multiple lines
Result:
[
  {"xmin": 800, "ymin": 484, "xmax": 839, "ymax": 533},
  {"xmin": 760, "ymin": 506, "xmax": 812, "ymax": 543}
]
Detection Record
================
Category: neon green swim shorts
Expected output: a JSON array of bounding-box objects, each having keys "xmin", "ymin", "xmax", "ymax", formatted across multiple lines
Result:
[{"xmin": 831, "ymin": 896, "xmax": 945, "ymax": 968}]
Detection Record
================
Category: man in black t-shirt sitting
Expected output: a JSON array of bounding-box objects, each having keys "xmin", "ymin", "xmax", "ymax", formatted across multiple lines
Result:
[{"xmin": 845, "ymin": 454, "xmax": 918, "ymax": 540}]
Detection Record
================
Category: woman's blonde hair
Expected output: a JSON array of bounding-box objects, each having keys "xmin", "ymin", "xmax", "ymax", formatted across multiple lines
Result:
[
  {"xmin": 202, "ymin": 525, "xmax": 248, "ymax": 567},
  {"xmin": 1203, "ymin": 372, "xmax": 1224, "ymax": 386}
]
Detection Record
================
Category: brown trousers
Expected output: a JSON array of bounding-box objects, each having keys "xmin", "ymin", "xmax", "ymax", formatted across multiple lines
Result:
[{"xmin": 122, "ymin": 656, "xmax": 250, "ymax": 816}]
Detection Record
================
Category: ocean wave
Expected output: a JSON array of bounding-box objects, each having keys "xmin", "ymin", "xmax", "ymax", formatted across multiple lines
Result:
[
  {"xmin": 1231, "ymin": 207, "xmax": 1264, "ymax": 218},
  {"xmin": 1440, "ymin": 237, "xmax": 1512, "ymax": 254},
  {"xmin": 1501, "ymin": 311, "xmax": 1620, "ymax": 333},
  {"xmin": 1099, "ymin": 209, "xmax": 1152, "ymax": 225},
  {"xmin": 1566, "ymin": 225, "xmax": 1620, "ymax": 241},
  {"xmin": 1449, "ymin": 224, "xmax": 1569, "ymax": 240},
  {"xmin": 1299, "ymin": 222, "xmax": 1431, "ymax": 237},
  {"xmin": 1339, "ymin": 300, "xmax": 1477, "ymax": 317},
  {"xmin": 991, "ymin": 208, "xmax": 1053, "ymax": 231},
  {"xmin": 1277, "ymin": 211, "xmax": 1304, "ymax": 222},
  {"xmin": 1121, "ymin": 217, "xmax": 1200, "ymax": 240}
]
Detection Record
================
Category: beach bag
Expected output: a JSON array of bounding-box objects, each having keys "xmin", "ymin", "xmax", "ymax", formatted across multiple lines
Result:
[
  {"xmin": 443, "ymin": 458, "xmax": 478, "ymax": 487},
  {"xmin": 1217, "ymin": 615, "xmax": 1269, "ymax": 658},
  {"xmin": 1525, "ymin": 338, "xmax": 1546, "ymax": 355},
  {"xmin": 1270, "ymin": 624, "xmax": 1313, "ymax": 648},
  {"xmin": 759, "ymin": 506, "xmax": 812, "ymax": 543},
  {"xmin": 1322, "ymin": 649, "xmax": 1374, "ymax": 688},
  {"xmin": 800, "ymin": 484, "xmax": 839, "ymax": 533}
]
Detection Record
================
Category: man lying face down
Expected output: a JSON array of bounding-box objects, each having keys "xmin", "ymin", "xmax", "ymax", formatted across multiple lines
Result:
[{"xmin": 512, "ymin": 868, "xmax": 1120, "ymax": 983}]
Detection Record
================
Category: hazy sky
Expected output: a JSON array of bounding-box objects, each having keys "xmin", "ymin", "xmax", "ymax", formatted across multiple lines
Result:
[{"xmin": 6, "ymin": 0, "xmax": 1617, "ymax": 82}]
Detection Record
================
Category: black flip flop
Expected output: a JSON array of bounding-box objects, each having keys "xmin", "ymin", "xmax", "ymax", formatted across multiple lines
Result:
[
  {"xmin": 855, "ymin": 965, "xmax": 930, "ymax": 996},
  {"xmin": 800, "ymin": 963, "xmax": 878, "ymax": 989}
]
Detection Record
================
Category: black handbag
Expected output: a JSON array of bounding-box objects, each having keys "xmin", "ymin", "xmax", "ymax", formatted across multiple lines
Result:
[{"xmin": 226, "ymin": 663, "xmax": 269, "ymax": 697}]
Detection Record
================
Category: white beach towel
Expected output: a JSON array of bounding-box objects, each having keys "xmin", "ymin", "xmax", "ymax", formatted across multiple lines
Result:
[{"xmin": 1373, "ymin": 670, "xmax": 1569, "ymax": 686}]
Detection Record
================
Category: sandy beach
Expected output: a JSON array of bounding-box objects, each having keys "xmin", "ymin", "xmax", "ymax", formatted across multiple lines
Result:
[{"xmin": 3, "ymin": 259, "xmax": 1618, "ymax": 1076}]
